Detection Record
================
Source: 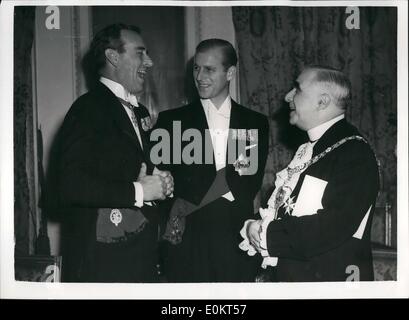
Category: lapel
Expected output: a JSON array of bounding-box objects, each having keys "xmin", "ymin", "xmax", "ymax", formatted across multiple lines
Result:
[
  {"xmin": 96, "ymin": 82, "xmax": 145, "ymax": 155},
  {"xmin": 228, "ymin": 100, "xmax": 240, "ymax": 130},
  {"xmin": 312, "ymin": 119, "xmax": 357, "ymax": 156},
  {"xmin": 190, "ymin": 100, "xmax": 216, "ymax": 170},
  {"xmin": 190, "ymin": 100, "xmax": 210, "ymax": 132},
  {"xmin": 226, "ymin": 100, "xmax": 245, "ymax": 170},
  {"xmin": 135, "ymin": 102, "xmax": 150, "ymax": 150}
]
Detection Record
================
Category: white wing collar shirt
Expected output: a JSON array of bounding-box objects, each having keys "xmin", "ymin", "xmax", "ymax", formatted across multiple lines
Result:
[
  {"xmin": 201, "ymin": 96, "xmax": 235, "ymax": 201},
  {"xmin": 100, "ymin": 76, "xmax": 145, "ymax": 207}
]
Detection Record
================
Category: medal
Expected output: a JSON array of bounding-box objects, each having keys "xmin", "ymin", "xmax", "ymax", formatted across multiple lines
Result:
[
  {"xmin": 110, "ymin": 209, "xmax": 122, "ymax": 226},
  {"xmin": 273, "ymin": 185, "xmax": 293, "ymax": 218},
  {"xmin": 141, "ymin": 117, "xmax": 152, "ymax": 131},
  {"xmin": 283, "ymin": 196, "xmax": 296, "ymax": 215}
]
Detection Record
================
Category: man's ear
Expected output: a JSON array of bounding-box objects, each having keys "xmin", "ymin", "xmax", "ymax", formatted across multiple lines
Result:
[
  {"xmin": 226, "ymin": 66, "xmax": 236, "ymax": 81},
  {"xmin": 105, "ymin": 48, "xmax": 119, "ymax": 67},
  {"xmin": 318, "ymin": 93, "xmax": 331, "ymax": 110}
]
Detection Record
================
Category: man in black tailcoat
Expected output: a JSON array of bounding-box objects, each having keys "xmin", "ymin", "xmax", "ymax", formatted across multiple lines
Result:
[
  {"xmin": 154, "ymin": 39, "xmax": 269, "ymax": 282},
  {"xmin": 245, "ymin": 66, "xmax": 379, "ymax": 281},
  {"xmin": 56, "ymin": 24, "xmax": 173, "ymax": 282}
]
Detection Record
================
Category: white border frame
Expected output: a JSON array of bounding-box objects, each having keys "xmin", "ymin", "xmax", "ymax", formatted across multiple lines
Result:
[{"xmin": 1, "ymin": 0, "xmax": 407, "ymax": 299}]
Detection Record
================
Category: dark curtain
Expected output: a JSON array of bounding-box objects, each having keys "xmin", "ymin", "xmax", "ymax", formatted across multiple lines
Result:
[
  {"xmin": 232, "ymin": 7, "xmax": 397, "ymax": 207},
  {"xmin": 14, "ymin": 7, "xmax": 36, "ymax": 256}
]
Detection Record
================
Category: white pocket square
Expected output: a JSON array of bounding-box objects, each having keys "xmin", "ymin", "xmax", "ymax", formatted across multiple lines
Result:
[{"xmin": 292, "ymin": 175, "xmax": 328, "ymax": 217}]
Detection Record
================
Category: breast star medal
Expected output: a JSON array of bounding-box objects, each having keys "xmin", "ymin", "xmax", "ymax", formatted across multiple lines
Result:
[{"xmin": 283, "ymin": 196, "xmax": 296, "ymax": 215}]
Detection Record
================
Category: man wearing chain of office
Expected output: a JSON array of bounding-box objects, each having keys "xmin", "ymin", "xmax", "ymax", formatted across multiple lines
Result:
[{"xmin": 241, "ymin": 66, "xmax": 379, "ymax": 282}]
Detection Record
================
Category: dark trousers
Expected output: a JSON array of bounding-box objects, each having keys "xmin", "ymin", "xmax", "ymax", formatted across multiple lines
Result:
[
  {"xmin": 163, "ymin": 198, "xmax": 260, "ymax": 282},
  {"xmin": 62, "ymin": 222, "xmax": 159, "ymax": 283}
]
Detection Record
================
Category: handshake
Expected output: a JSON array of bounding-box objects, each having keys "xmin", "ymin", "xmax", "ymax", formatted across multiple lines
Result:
[{"xmin": 137, "ymin": 163, "xmax": 174, "ymax": 201}]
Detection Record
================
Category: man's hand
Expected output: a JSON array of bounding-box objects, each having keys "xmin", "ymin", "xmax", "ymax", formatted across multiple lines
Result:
[
  {"xmin": 247, "ymin": 220, "xmax": 263, "ymax": 252},
  {"xmin": 153, "ymin": 167, "xmax": 174, "ymax": 197},
  {"xmin": 137, "ymin": 163, "xmax": 170, "ymax": 201}
]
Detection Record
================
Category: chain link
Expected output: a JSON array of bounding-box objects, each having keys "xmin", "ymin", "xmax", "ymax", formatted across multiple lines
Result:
[{"xmin": 287, "ymin": 135, "xmax": 367, "ymax": 179}]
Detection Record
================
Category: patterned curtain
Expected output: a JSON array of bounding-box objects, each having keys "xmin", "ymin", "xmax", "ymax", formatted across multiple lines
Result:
[
  {"xmin": 232, "ymin": 7, "xmax": 397, "ymax": 205},
  {"xmin": 14, "ymin": 7, "xmax": 36, "ymax": 256}
]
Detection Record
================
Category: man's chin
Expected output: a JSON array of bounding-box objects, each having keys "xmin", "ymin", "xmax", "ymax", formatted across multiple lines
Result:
[
  {"xmin": 196, "ymin": 87, "xmax": 212, "ymax": 98},
  {"xmin": 129, "ymin": 87, "xmax": 144, "ymax": 97},
  {"xmin": 198, "ymin": 93, "xmax": 211, "ymax": 100}
]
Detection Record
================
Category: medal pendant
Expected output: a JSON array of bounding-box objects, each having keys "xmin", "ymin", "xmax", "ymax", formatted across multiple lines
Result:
[{"xmin": 110, "ymin": 209, "xmax": 123, "ymax": 227}]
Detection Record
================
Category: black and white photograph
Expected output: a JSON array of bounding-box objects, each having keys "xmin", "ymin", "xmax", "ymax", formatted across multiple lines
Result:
[{"xmin": 0, "ymin": 0, "xmax": 408, "ymax": 299}]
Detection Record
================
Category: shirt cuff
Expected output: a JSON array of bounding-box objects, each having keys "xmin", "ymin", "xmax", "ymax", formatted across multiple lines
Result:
[
  {"xmin": 238, "ymin": 219, "xmax": 258, "ymax": 256},
  {"xmin": 133, "ymin": 182, "xmax": 144, "ymax": 207}
]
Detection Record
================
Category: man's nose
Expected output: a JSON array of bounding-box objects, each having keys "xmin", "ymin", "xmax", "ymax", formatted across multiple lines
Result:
[
  {"xmin": 195, "ymin": 68, "xmax": 203, "ymax": 81},
  {"xmin": 143, "ymin": 54, "xmax": 153, "ymax": 68},
  {"xmin": 285, "ymin": 88, "xmax": 295, "ymax": 102}
]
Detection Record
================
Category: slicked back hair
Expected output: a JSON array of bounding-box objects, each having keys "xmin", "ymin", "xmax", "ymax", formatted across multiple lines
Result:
[
  {"xmin": 90, "ymin": 23, "xmax": 141, "ymax": 74},
  {"xmin": 195, "ymin": 38, "xmax": 238, "ymax": 70},
  {"xmin": 307, "ymin": 66, "xmax": 352, "ymax": 110}
]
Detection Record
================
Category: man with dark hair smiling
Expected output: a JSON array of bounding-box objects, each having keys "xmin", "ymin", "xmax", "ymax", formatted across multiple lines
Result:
[
  {"xmin": 155, "ymin": 39, "xmax": 269, "ymax": 282},
  {"xmin": 242, "ymin": 66, "xmax": 379, "ymax": 282},
  {"xmin": 56, "ymin": 23, "xmax": 173, "ymax": 282}
]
